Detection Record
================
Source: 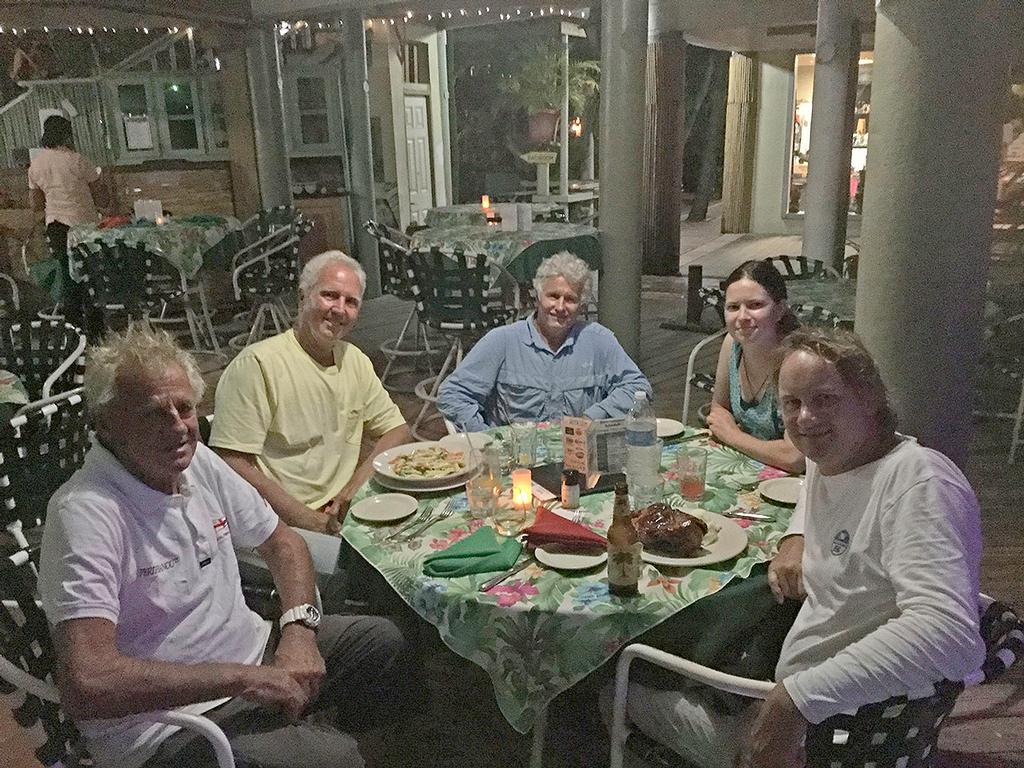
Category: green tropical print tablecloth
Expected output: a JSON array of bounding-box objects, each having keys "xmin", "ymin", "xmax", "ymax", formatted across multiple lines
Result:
[
  {"xmin": 409, "ymin": 222, "xmax": 601, "ymax": 282},
  {"xmin": 66, "ymin": 215, "xmax": 241, "ymax": 279},
  {"xmin": 343, "ymin": 427, "xmax": 797, "ymax": 733}
]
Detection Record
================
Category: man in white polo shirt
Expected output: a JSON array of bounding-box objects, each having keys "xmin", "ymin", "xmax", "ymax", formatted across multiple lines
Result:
[{"xmin": 39, "ymin": 327, "xmax": 403, "ymax": 768}]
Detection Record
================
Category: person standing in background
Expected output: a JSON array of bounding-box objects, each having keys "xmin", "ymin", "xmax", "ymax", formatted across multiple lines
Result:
[{"xmin": 28, "ymin": 114, "xmax": 103, "ymax": 332}]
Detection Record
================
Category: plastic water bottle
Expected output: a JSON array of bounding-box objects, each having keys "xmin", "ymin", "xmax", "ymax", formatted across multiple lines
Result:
[{"xmin": 625, "ymin": 391, "xmax": 658, "ymax": 483}]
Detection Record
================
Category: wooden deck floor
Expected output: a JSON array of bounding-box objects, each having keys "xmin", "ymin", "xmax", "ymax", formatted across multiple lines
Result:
[{"xmin": 5, "ymin": 287, "xmax": 1023, "ymax": 767}]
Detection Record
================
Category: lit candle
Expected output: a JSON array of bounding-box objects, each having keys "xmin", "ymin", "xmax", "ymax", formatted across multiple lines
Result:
[
  {"xmin": 155, "ymin": 215, "xmax": 166, "ymax": 225},
  {"xmin": 511, "ymin": 468, "xmax": 533, "ymax": 511},
  {"xmin": 481, "ymin": 194, "xmax": 491, "ymax": 210}
]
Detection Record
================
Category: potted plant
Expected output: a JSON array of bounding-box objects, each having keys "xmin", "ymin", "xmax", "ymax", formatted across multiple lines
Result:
[{"xmin": 504, "ymin": 41, "xmax": 600, "ymax": 148}]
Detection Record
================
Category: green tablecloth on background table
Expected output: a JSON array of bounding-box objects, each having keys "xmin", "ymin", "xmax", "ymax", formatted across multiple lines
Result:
[
  {"xmin": 786, "ymin": 279, "xmax": 856, "ymax": 321},
  {"xmin": 342, "ymin": 426, "xmax": 795, "ymax": 733},
  {"xmin": 66, "ymin": 214, "xmax": 241, "ymax": 280},
  {"xmin": 409, "ymin": 222, "xmax": 601, "ymax": 283},
  {"xmin": 424, "ymin": 203, "xmax": 561, "ymax": 228}
]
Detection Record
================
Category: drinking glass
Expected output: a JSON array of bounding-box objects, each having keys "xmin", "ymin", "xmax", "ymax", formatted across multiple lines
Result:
[
  {"xmin": 490, "ymin": 436, "xmax": 516, "ymax": 476},
  {"xmin": 544, "ymin": 427, "xmax": 564, "ymax": 463},
  {"xmin": 630, "ymin": 476, "xmax": 665, "ymax": 510},
  {"xmin": 676, "ymin": 447, "xmax": 707, "ymax": 501},
  {"xmin": 489, "ymin": 502, "xmax": 531, "ymax": 537},
  {"xmin": 511, "ymin": 421, "xmax": 538, "ymax": 466},
  {"xmin": 466, "ymin": 473, "xmax": 499, "ymax": 518}
]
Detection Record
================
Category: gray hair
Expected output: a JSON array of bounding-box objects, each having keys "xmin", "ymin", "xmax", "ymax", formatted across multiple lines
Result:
[
  {"xmin": 775, "ymin": 327, "xmax": 898, "ymax": 433},
  {"xmin": 532, "ymin": 251, "xmax": 591, "ymax": 300},
  {"xmin": 299, "ymin": 250, "xmax": 367, "ymax": 300},
  {"xmin": 85, "ymin": 326, "xmax": 205, "ymax": 417}
]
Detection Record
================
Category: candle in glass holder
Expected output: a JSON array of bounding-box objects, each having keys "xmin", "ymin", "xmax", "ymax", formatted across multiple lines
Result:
[
  {"xmin": 511, "ymin": 468, "xmax": 533, "ymax": 511},
  {"xmin": 155, "ymin": 215, "xmax": 166, "ymax": 225},
  {"xmin": 481, "ymin": 194, "xmax": 491, "ymax": 210}
]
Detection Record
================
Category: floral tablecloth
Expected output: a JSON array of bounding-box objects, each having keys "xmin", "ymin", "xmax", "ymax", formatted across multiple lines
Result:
[
  {"xmin": 409, "ymin": 222, "xmax": 601, "ymax": 282},
  {"xmin": 66, "ymin": 214, "xmax": 241, "ymax": 280},
  {"xmin": 342, "ymin": 427, "xmax": 796, "ymax": 733},
  {"xmin": 424, "ymin": 203, "xmax": 561, "ymax": 228}
]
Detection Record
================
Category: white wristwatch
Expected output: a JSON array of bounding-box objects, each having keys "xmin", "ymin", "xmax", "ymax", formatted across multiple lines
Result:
[{"xmin": 279, "ymin": 603, "xmax": 322, "ymax": 632}]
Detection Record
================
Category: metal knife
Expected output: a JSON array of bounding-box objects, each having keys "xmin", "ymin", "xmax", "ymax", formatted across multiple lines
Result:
[{"xmin": 479, "ymin": 555, "xmax": 535, "ymax": 592}]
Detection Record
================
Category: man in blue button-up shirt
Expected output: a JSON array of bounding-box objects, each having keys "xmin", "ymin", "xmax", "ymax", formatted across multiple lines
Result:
[{"xmin": 438, "ymin": 252, "xmax": 652, "ymax": 431}]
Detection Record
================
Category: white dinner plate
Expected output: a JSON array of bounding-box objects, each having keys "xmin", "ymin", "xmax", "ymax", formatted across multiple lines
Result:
[
  {"xmin": 656, "ymin": 418, "xmax": 686, "ymax": 439},
  {"xmin": 758, "ymin": 477, "xmax": 804, "ymax": 507},
  {"xmin": 349, "ymin": 493, "xmax": 418, "ymax": 523},
  {"xmin": 439, "ymin": 432, "xmax": 493, "ymax": 453},
  {"xmin": 535, "ymin": 546, "xmax": 608, "ymax": 571},
  {"xmin": 640, "ymin": 511, "xmax": 749, "ymax": 568},
  {"xmin": 372, "ymin": 470, "xmax": 478, "ymax": 494},
  {"xmin": 373, "ymin": 441, "xmax": 477, "ymax": 483}
]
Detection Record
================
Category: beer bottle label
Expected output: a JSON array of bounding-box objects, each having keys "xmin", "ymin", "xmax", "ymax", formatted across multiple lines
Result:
[{"xmin": 607, "ymin": 543, "xmax": 642, "ymax": 586}]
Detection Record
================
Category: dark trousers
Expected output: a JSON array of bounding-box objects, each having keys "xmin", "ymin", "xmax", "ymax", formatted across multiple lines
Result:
[
  {"xmin": 144, "ymin": 614, "xmax": 405, "ymax": 768},
  {"xmin": 46, "ymin": 221, "xmax": 104, "ymax": 340}
]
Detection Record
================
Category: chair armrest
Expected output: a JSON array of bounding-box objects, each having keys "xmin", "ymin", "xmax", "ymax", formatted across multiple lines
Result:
[
  {"xmin": 682, "ymin": 328, "xmax": 727, "ymax": 425},
  {"xmin": 148, "ymin": 711, "xmax": 235, "ymax": 768},
  {"xmin": 231, "ymin": 236, "xmax": 299, "ymax": 300},
  {"xmin": 41, "ymin": 328, "xmax": 87, "ymax": 400},
  {"xmin": 231, "ymin": 227, "xmax": 293, "ymax": 269},
  {"xmin": 610, "ymin": 643, "xmax": 772, "ymax": 768}
]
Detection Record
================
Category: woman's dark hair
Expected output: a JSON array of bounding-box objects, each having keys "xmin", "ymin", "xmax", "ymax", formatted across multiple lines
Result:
[
  {"xmin": 722, "ymin": 259, "xmax": 799, "ymax": 335},
  {"xmin": 40, "ymin": 115, "xmax": 74, "ymax": 149}
]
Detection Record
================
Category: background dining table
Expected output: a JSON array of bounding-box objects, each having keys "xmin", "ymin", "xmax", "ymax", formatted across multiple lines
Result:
[
  {"xmin": 342, "ymin": 426, "xmax": 797, "ymax": 736},
  {"xmin": 424, "ymin": 202, "xmax": 561, "ymax": 228},
  {"xmin": 66, "ymin": 213, "xmax": 241, "ymax": 280},
  {"xmin": 409, "ymin": 222, "xmax": 601, "ymax": 283}
]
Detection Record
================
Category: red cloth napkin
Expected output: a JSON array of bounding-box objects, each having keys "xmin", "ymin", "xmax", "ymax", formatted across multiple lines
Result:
[
  {"xmin": 99, "ymin": 215, "xmax": 131, "ymax": 229},
  {"xmin": 522, "ymin": 506, "xmax": 607, "ymax": 552}
]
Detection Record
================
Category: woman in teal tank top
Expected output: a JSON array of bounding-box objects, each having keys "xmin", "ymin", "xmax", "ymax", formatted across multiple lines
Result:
[{"xmin": 706, "ymin": 260, "xmax": 805, "ymax": 473}]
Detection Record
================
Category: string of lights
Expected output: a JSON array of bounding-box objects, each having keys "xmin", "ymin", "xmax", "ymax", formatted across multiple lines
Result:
[{"xmin": 0, "ymin": 6, "xmax": 589, "ymax": 34}]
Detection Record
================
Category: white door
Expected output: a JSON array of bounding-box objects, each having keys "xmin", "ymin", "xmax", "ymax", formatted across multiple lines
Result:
[{"xmin": 404, "ymin": 95, "xmax": 433, "ymax": 223}]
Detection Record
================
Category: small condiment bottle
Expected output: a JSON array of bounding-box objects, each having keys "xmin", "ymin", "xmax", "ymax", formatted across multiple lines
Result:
[
  {"xmin": 607, "ymin": 481, "xmax": 641, "ymax": 598},
  {"xmin": 561, "ymin": 470, "xmax": 580, "ymax": 509}
]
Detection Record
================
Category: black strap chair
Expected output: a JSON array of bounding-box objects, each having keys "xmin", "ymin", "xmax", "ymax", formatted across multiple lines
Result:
[
  {"xmin": 0, "ymin": 271, "xmax": 19, "ymax": 318},
  {"xmin": 610, "ymin": 597, "xmax": 1023, "ymax": 768},
  {"xmin": 405, "ymin": 246, "xmax": 519, "ymax": 439},
  {"xmin": 363, "ymin": 219, "xmax": 439, "ymax": 390},
  {"xmin": 0, "ymin": 388, "xmax": 88, "ymax": 544},
  {"xmin": 0, "ymin": 319, "xmax": 85, "ymax": 402},
  {"xmin": 0, "ymin": 547, "xmax": 237, "ymax": 768},
  {"xmin": 765, "ymin": 255, "xmax": 842, "ymax": 281}
]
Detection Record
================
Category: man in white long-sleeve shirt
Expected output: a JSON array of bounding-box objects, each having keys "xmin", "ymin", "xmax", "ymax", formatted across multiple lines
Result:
[{"xmin": 624, "ymin": 328, "xmax": 985, "ymax": 768}]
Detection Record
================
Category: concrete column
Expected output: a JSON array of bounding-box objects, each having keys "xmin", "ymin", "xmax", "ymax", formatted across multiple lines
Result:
[
  {"xmin": 598, "ymin": 0, "xmax": 649, "ymax": 358},
  {"xmin": 245, "ymin": 25, "xmax": 292, "ymax": 210},
  {"xmin": 856, "ymin": 0, "xmax": 1010, "ymax": 467},
  {"xmin": 721, "ymin": 53, "xmax": 758, "ymax": 234},
  {"xmin": 340, "ymin": 12, "xmax": 381, "ymax": 298},
  {"xmin": 800, "ymin": 0, "xmax": 859, "ymax": 271},
  {"xmin": 640, "ymin": 0, "xmax": 686, "ymax": 275}
]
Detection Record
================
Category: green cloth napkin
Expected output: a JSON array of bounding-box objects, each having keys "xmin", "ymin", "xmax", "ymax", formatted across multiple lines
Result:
[{"xmin": 422, "ymin": 527, "xmax": 522, "ymax": 578}]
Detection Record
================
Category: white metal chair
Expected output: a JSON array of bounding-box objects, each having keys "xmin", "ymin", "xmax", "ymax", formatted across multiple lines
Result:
[
  {"xmin": 610, "ymin": 595, "xmax": 1023, "ymax": 768},
  {"xmin": 0, "ymin": 318, "xmax": 86, "ymax": 401},
  {"xmin": 680, "ymin": 287, "xmax": 726, "ymax": 426},
  {"xmin": 229, "ymin": 230, "xmax": 301, "ymax": 350},
  {"xmin": 0, "ymin": 547, "xmax": 237, "ymax": 768}
]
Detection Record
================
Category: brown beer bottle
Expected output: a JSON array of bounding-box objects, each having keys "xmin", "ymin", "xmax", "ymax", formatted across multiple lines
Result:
[{"xmin": 607, "ymin": 482, "xmax": 641, "ymax": 597}]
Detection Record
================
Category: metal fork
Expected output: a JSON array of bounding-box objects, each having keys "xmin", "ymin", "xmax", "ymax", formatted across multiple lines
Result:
[
  {"xmin": 384, "ymin": 503, "xmax": 434, "ymax": 541},
  {"xmin": 399, "ymin": 499, "xmax": 454, "ymax": 541}
]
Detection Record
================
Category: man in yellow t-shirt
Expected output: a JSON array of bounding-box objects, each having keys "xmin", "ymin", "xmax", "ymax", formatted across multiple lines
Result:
[{"xmin": 211, "ymin": 251, "xmax": 411, "ymax": 534}]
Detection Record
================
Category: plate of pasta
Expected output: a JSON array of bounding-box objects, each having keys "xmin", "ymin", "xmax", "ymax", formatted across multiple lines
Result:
[{"xmin": 373, "ymin": 442, "xmax": 478, "ymax": 484}]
